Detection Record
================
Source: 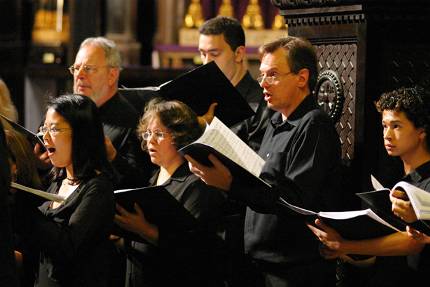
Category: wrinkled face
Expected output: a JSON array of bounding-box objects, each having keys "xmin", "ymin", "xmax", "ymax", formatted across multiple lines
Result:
[
  {"xmin": 198, "ymin": 34, "xmax": 240, "ymax": 82},
  {"xmin": 72, "ymin": 45, "xmax": 118, "ymax": 106},
  {"xmin": 143, "ymin": 117, "xmax": 179, "ymax": 168},
  {"xmin": 259, "ymin": 48, "xmax": 301, "ymax": 116},
  {"xmin": 42, "ymin": 108, "xmax": 73, "ymax": 171},
  {"xmin": 382, "ymin": 110, "xmax": 426, "ymax": 159}
]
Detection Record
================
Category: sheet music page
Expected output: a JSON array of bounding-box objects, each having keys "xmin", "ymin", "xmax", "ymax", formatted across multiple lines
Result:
[
  {"xmin": 196, "ymin": 117, "xmax": 265, "ymax": 177},
  {"xmin": 11, "ymin": 182, "xmax": 65, "ymax": 203},
  {"xmin": 370, "ymin": 175, "xmax": 385, "ymax": 190}
]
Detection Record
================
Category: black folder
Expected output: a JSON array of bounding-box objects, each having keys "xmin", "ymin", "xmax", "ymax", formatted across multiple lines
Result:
[
  {"xmin": 113, "ymin": 186, "xmax": 197, "ymax": 242},
  {"xmin": 119, "ymin": 62, "xmax": 255, "ymax": 127},
  {"xmin": 0, "ymin": 113, "xmax": 46, "ymax": 152},
  {"xmin": 357, "ymin": 189, "xmax": 430, "ymax": 236},
  {"xmin": 159, "ymin": 62, "xmax": 254, "ymax": 127}
]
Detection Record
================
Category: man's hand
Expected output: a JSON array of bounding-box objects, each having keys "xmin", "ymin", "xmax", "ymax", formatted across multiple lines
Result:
[
  {"xmin": 105, "ymin": 136, "xmax": 117, "ymax": 162},
  {"xmin": 185, "ymin": 153, "xmax": 232, "ymax": 191},
  {"xmin": 307, "ymin": 218, "xmax": 346, "ymax": 259},
  {"xmin": 198, "ymin": 102, "xmax": 218, "ymax": 128},
  {"xmin": 390, "ymin": 189, "xmax": 417, "ymax": 223}
]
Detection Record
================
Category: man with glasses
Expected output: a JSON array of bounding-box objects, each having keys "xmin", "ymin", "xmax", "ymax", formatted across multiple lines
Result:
[
  {"xmin": 187, "ymin": 36, "xmax": 342, "ymax": 287},
  {"xmin": 70, "ymin": 37, "xmax": 151, "ymax": 188}
]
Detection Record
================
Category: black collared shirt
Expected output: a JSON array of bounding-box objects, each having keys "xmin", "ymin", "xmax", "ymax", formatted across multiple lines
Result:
[
  {"xmin": 402, "ymin": 160, "xmax": 430, "ymax": 277},
  {"xmin": 231, "ymin": 95, "xmax": 342, "ymax": 265}
]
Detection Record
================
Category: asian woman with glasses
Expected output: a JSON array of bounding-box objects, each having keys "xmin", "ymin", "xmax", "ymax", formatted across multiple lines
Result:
[{"xmin": 15, "ymin": 94, "xmax": 115, "ymax": 287}]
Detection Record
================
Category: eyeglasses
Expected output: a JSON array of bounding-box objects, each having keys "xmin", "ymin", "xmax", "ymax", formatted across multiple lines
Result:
[
  {"xmin": 68, "ymin": 64, "xmax": 110, "ymax": 75},
  {"xmin": 142, "ymin": 130, "xmax": 170, "ymax": 142},
  {"xmin": 39, "ymin": 126, "xmax": 71, "ymax": 136},
  {"xmin": 257, "ymin": 71, "xmax": 293, "ymax": 85}
]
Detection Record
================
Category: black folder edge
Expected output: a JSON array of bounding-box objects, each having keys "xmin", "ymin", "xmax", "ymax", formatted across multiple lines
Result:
[
  {"xmin": 356, "ymin": 189, "xmax": 430, "ymax": 236},
  {"xmin": 178, "ymin": 142, "xmax": 271, "ymax": 192},
  {"xmin": 113, "ymin": 186, "xmax": 197, "ymax": 243},
  {"xmin": 158, "ymin": 61, "xmax": 255, "ymax": 127},
  {"xmin": 0, "ymin": 113, "xmax": 46, "ymax": 152},
  {"xmin": 277, "ymin": 198, "xmax": 398, "ymax": 241}
]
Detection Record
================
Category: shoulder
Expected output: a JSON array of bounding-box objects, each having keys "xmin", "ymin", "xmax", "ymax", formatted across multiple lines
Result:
[
  {"xmin": 100, "ymin": 94, "xmax": 139, "ymax": 127},
  {"xmin": 80, "ymin": 174, "xmax": 114, "ymax": 195}
]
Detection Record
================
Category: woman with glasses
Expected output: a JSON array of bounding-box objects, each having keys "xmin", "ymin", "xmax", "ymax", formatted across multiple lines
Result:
[
  {"xmin": 114, "ymin": 98, "xmax": 227, "ymax": 287},
  {"xmin": 15, "ymin": 94, "xmax": 115, "ymax": 287}
]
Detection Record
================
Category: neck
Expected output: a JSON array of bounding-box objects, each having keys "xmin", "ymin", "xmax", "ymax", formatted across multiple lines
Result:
[
  {"xmin": 280, "ymin": 91, "xmax": 308, "ymax": 118},
  {"xmin": 402, "ymin": 148, "xmax": 430, "ymax": 174},
  {"xmin": 231, "ymin": 64, "xmax": 247, "ymax": 87},
  {"xmin": 157, "ymin": 156, "xmax": 184, "ymax": 184}
]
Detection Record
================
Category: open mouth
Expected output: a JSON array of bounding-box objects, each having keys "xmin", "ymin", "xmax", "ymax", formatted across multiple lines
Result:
[{"xmin": 47, "ymin": 147, "xmax": 56, "ymax": 154}]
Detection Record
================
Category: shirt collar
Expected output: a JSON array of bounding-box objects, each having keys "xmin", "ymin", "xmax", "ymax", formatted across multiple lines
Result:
[
  {"xmin": 403, "ymin": 160, "xmax": 430, "ymax": 183},
  {"xmin": 270, "ymin": 95, "xmax": 318, "ymax": 130}
]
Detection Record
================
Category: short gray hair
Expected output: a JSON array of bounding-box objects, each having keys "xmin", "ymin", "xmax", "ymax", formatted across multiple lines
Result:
[{"xmin": 80, "ymin": 37, "xmax": 122, "ymax": 68}]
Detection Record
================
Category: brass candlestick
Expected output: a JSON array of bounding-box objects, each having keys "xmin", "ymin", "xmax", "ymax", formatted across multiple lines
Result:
[
  {"xmin": 272, "ymin": 11, "xmax": 286, "ymax": 30},
  {"xmin": 242, "ymin": 0, "xmax": 264, "ymax": 30},
  {"xmin": 184, "ymin": 0, "xmax": 204, "ymax": 28},
  {"xmin": 218, "ymin": 0, "xmax": 234, "ymax": 17}
]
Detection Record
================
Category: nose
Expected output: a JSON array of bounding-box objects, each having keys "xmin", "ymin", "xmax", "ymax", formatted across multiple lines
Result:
[
  {"xmin": 383, "ymin": 127, "xmax": 392, "ymax": 140},
  {"xmin": 201, "ymin": 55, "xmax": 213, "ymax": 65}
]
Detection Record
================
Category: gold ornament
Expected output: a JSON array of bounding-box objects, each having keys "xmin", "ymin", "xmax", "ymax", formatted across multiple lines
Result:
[
  {"xmin": 184, "ymin": 0, "xmax": 204, "ymax": 28},
  {"xmin": 218, "ymin": 0, "xmax": 234, "ymax": 18},
  {"xmin": 242, "ymin": 0, "xmax": 264, "ymax": 30}
]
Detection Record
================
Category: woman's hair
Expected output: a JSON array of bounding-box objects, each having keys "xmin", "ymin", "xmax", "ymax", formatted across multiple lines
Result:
[
  {"xmin": 4, "ymin": 129, "xmax": 42, "ymax": 188},
  {"xmin": 47, "ymin": 94, "xmax": 112, "ymax": 183},
  {"xmin": 376, "ymin": 85, "xmax": 430, "ymax": 149},
  {"xmin": 137, "ymin": 98, "xmax": 203, "ymax": 150},
  {"xmin": 0, "ymin": 79, "xmax": 18, "ymax": 122}
]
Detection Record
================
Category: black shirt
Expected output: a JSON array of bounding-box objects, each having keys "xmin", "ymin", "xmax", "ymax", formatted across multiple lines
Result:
[
  {"xmin": 402, "ymin": 160, "xmax": 430, "ymax": 278},
  {"xmin": 99, "ymin": 93, "xmax": 152, "ymax": 188},
  {"xmin": 231, "ymin": 95, "xmax": 342, "ymax": 265}
]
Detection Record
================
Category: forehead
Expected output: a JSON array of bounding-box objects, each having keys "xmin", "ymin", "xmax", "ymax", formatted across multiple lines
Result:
[
  {"xmin": 74, "ymin": 45, "xmax": 106, "ymax": 64},
  {"xmin": 259, "ymin": 48, "xmax": 289, "ymax": 73},
  {"xmin": 146, "ymin": 116, "xmax": 166, "ymax": 130},
  {"xmin": 198, "ymin": 34, "xmax": 230, "ymax": 50},
  {"xmin": 382, "ymin": 110, "xmax": 410, "ymax": 123},
  {"xmin": 45, "ymin": 108, "xmax": 67, "ymax": 124}
]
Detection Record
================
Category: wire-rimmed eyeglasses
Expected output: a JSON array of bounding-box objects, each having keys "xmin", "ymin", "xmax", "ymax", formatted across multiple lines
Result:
[
  {"xmin": 39, "ymin": 126, "xmax": 71, "ymax": 136},
  {"xmin": 256, "ymin": 71, "xmax": 293, "ymax": 85},
  {"xmin": 68, "ymin": 64, "xmax": 111, "ymax": 75},
  {"xmin": 142, "ymin": 130, "xmax": 170, "ymax": 142}
]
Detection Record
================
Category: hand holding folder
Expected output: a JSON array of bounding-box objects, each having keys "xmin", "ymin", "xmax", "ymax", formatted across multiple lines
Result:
[{"xmin": 112, "ymin": 186, "xmax": 197, "ymax": 243}]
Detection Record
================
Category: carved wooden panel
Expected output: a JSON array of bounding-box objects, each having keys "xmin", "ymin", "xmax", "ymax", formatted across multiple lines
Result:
[{"xmin": 315, "ymin": 43, "xmax": 357, "ymax": 160}]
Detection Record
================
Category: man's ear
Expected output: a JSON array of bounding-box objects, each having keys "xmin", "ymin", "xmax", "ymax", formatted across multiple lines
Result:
[
  {"xmin": 296, "ymin": 68, "xmax": 310, "ymax": 89},
  {"xmin": 234, "ymin": 46, "xmax": 246, "ymax": 63},
  {"xmin": 108, "ymin": 67, "xmax": 120, "ymax": 86},
  {"xmin": 418, "ymin": 128, "xmax": 426, "ymax": 141}
]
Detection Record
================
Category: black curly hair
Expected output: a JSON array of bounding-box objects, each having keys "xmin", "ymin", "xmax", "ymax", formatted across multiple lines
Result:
[{"xmin": 376, "ymin": 85, "xmax": 430, "ymax": 149}]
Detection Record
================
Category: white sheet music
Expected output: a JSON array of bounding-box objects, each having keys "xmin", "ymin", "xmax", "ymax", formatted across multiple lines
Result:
[{"xmin": 195, "ymin": 117, "xmax": 265, "ymax": 178}]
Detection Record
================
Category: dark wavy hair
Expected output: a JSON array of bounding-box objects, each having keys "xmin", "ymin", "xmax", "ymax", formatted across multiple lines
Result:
[
  {"xmin": 199, "ymin": 16, "xmax": 245, "ymax": 52},
  {"xmin": 376, "ymin": 85, "xmax": 430, "ymax": 149},
  {"xmin": 259, "ymin": 36, "xmax": 318, "ymax": 92},
  {"xmin": 47, "ymin": 94, "xmax": 112, "ymax": 183},
  {"xmin": 137, "ymin": 98, "xmax": 203, "ymax": 151}
]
